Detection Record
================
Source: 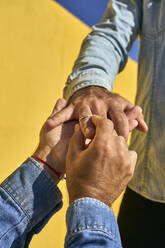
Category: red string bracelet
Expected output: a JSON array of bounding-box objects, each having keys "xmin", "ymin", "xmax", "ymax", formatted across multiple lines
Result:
[{"xmin": 31, "ymin": 155, "xmax": 64, "ymax": 180}]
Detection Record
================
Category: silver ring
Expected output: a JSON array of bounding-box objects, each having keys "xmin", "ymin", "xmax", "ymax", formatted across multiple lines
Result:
[{"xmin": 79, "ymin": 115, "xmax": 91, "ymax": 121}]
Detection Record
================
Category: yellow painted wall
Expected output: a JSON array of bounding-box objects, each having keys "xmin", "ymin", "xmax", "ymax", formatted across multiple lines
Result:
[{"xmin": 0, "ymin": 1, "xmax": 137, "ymax": 247}]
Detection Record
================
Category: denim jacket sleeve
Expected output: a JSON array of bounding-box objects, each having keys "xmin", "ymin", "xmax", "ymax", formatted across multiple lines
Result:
[
  {"xmin": 0, "ymin": 157, "xmax": 63, "ymax": 248},
  {"xmin": 65, "ymin": 198, "xmax": 122, "ymax": 248},
  {"xmin": 63, "ymin": 0, "xmax": 142, "ymax": 100}
]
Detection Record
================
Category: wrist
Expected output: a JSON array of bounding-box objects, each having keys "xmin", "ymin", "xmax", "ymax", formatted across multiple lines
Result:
[
  {"xmin": 33, "ymin": 148, "xmax": 64, "ymax": 184},
  {"xmin": 68, "ymin": 187, "xmax": 110, "ymax": 207},
  {"xmin": 36, "ymin": 158, "xmax": 60, "ymax": 185},
  {"xmin": 33, "ymin": 145, "xmax": 50, "ymax": 162}
]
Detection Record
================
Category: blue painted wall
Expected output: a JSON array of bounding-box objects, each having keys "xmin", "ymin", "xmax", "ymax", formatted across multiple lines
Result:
[
  {"xmin": 55, "ymin": 0, "xmax": 109, "ymax": 26},
  {"xmin": 55, "ymin": 0, "xmax": 139, "ymax": 62}
]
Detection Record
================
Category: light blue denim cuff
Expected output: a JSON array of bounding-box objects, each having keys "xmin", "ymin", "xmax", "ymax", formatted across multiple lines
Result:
[
  {"xmin": 65, "ymin": 197, "xmax": 121, "ymax": 245},
  {"xmin": 1, "ymin": 157, "xmax": 63, "ymax": 231},
  {"xmin": 63, "ymin": 69, "xmax": 114, "ymax": 100}
]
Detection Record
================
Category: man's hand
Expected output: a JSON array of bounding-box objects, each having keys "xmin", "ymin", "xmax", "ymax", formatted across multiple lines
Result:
[
  {"xmin": 46, "ymin": 86, "xmax": 148, "ymax": 140},
  {"xmin": 66, "ymin": 115, "xmax": 137, "ymax": 206},
  {"xmin": 33, "ymin": 98, "xmax": 77, "ymax": 183}
]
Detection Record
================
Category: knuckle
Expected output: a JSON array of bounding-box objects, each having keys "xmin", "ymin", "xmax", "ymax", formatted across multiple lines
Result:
[
  {"xmin": 118, "ymin": 150, "xmax": 126, "ymax": 163},
  {"xmin": 94, "ymin": 140, "xmax": 110, "ymax": 156},
  {"xmin": 98, "ymin": 118, "xmax": 114, "ymax": 133},
  {"xmin": 103, "ymin": 118, "xmax": 114, "ymax": 128},
  {"xmin": 111, "ymin": 99, "xmax": 119, "ymax": 108},
  {"xmin": 92, "ymin": 98, "xmax": 100, "ymax": 106},
  {"xmin": 116, "ymin": 152, "xmax": 136, "ymax": 180},
  {"xmin": 115, "ymin": 113, "xmax": 126, "ymax": 124},
  {"xmin": 93, "ymin": 103, "xmax": 102, "ymax": 114},
  {"xmin": 130, "ymin": 151, "xmax": 138, "ymax": 165},
  {"xmin": 126, "ymin": 165, "xmax": 134, "ymax": 178},
  {"xmin": 97, "ymin": 117, "xmax": 108, "ymax": 126},
  {"xmin": 135, "ymin": 105, "xmax": 142, "ymax": 113},
  {"xmin": 118, "ymin": 135, "xmax": 126, "ymax": 144},
  {"xmin": 124, "ymin": 157, "xmax": 136, "ymax": 177},
  {"xmin": 91, "ymin": 98, "xmax": 106, "ymax": 115}
]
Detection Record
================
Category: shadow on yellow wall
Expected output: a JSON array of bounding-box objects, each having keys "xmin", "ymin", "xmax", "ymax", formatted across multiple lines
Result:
[{"xmin": 0, "ymin": 1, "xmax": 137, "ymax": 247}]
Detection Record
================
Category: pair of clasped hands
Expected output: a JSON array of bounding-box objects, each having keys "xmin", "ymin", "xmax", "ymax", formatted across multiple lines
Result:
[{"xmin": 34, "ymin": 87, "xmax": 148, "ymax": 206}]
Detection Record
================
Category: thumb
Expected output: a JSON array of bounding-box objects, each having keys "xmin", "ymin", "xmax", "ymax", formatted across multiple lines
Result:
[
  {"xmin": 91, "ymin": 115, "xmax": 114, "ymax": 142},
  {"xmin": 67, "ymin": 124, "xmax": 86, "ymax": 160}
]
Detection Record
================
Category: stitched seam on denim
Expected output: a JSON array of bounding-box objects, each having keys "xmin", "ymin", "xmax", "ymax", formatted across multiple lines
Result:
[
  {"xmin": 1, "ymin": 180, "xmax": 61, "ymax": 229},
  {"xmin": 29, "ymin": 157, "xmax": 56, "ymax": 190},
  {"xmin": 66, "ymin": 81, "xmax": 113, "ymax": 101},
  {"xmin": 0, "ymin": 185, "xmax": 33, "ymax": 227},
  {"xmin": 66, "ymin": 230, "xmax": 119, "ymax": 246},
  {"xmin": 1, "ymin": 160, "xmax": 62, "ymax": 226},
  {"xmin": 64, "ymin": 68, "xmax": 114, "ymax": 101},
  {"xmin": 0, "ymin": 215, "xmax": 27, "ymax": 241},
  {"xmin": 29, "ymin": 157, "xmax": 63, "ymax": 199},
  {"xmin": 69, "ymin": 228, "xmax": 116, "ymax": 240},
  {"xmin": 67, "ymin": 198, "xmax": 117, "ymax": 240},
  {"xmin": 68, "ymin": 71, "xmax": 113, "ymax": 88},
  {"xmin": 72, "ymin": 81, "xmax": 112, "ymax": 93},
  {"xmin": 70, "ymin": 197, "xmax": 111, "ymax": 210},
  {"xmin": 67, "ymin": 69, "xmax": 113, "ymax": 83},
  {"xmin": 142, "ymin": 36, "xmax": 156, "ymax": 192},
  {"xmin": 2, "ymin": 160, "xmax": 62, "ymax": 205}
]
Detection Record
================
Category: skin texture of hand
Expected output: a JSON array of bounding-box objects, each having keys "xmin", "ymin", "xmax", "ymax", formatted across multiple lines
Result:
[
  {"xmin": 33, "ymin": 98, "xmax": 77, "ymax": 184},
  {"xmin": 66, "ymin": 115, "xmax": 137, "ymax": 206},
  {"xmin": 46, "ymin": 86, "xmax": 148, "ymax": 140}
]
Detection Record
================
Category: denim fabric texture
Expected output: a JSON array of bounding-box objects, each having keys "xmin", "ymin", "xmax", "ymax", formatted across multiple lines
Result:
[
  {"xmin": 0, "ymin": 158, "xmax": 122, "ymax": 247},
  {"xmin": 65, "ymin": 198, "xmax": 122, "ymax": 248},
  {"xmin": 64, "ymin": 0, "xmax": 165, "ymax": 203},
  {"xmin": 0, "ymin": 158, "xmax": 63, "ymax": 247}
]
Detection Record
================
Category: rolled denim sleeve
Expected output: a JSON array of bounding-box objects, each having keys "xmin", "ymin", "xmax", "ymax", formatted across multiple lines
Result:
[
  {"xmin": 64, "ymin": 0, "xmax": 142, "ymax": 100},
  {"xmin": 65, "ymin": 198, "xmax": 122, "ymax": 248},
  {"xmin": 0, "ymin": 157, "xmax": 63, "ymax": 247}
]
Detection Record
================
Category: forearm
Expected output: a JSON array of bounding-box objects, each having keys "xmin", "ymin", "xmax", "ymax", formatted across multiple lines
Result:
[
  {"xmin": 64, "ymin": 0, "xmax": 142, "ymax": 100},
  {"xmin": 0, "ymin": 157, "xmax": 63, "ymax": 247},
  {"xmin": 65, "ymin": 198, "xmax": 122, "ymax": 248}
]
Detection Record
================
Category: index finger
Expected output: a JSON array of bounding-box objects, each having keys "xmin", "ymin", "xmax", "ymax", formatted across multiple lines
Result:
[
  {"xmin": 50, "ymin": 98, "xmax": 67, "ymax": 116},
  {"xmin": 46, "ymin": 104, "xmax": 75, "ymax": 128}
]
